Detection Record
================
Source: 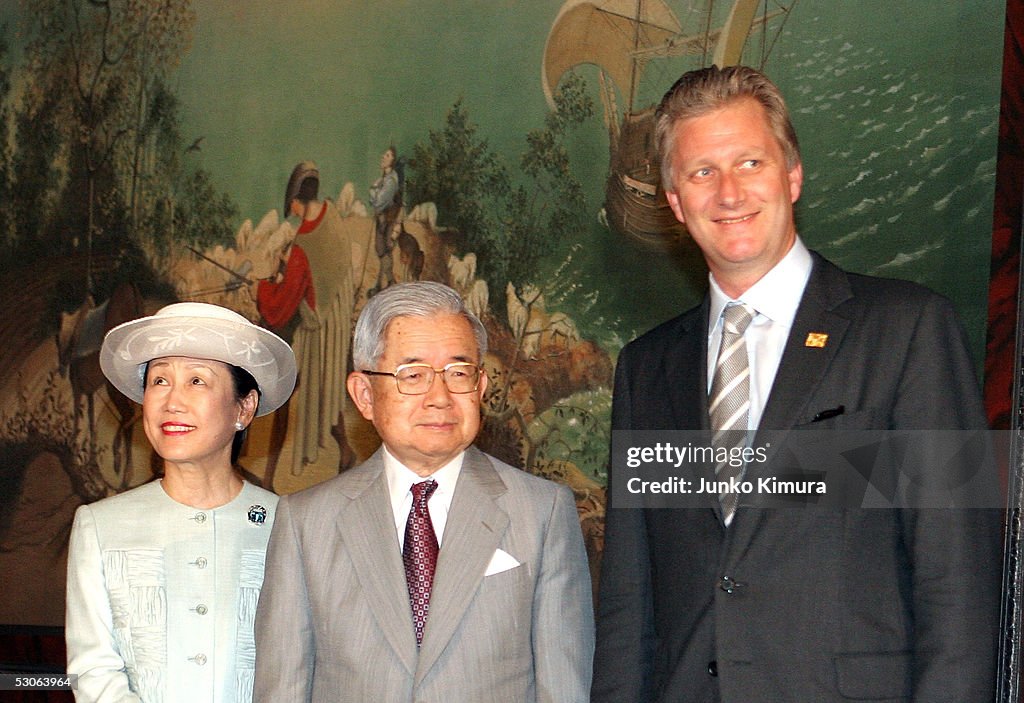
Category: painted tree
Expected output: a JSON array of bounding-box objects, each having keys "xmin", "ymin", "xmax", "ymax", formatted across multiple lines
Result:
[
  {"xmin": 501, "ymin": 72, "xmax": 592, "ymax": 289},
  {"xmin": 408, "ymin": 73, "xmax": 593, "ymax": 301},
  {"xmin": 408, "ymin": 97, "xmax": 510, "ymax": 282},
  {"xmin": 17, "ymin": 0, "xmax": 194, "ymax": 288}
]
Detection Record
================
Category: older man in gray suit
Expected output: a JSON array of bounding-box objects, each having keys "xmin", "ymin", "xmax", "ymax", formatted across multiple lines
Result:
[{"xmin": 254, "ymin": 281, "xmax": 594, "ymax": 702}]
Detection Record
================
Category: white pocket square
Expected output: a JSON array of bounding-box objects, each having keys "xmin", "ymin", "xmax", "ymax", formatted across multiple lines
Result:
[{"xmin": 484, "ymin": 548, "xmax": 521, "ymax": 576}]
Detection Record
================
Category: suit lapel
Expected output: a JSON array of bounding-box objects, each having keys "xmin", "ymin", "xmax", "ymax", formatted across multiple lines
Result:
[
  {"xmin": 667, "ymin": 298, "xmax": 712, "ymax": 433},
  {"xmin": 415, "ymin": 446, "xmax": 509, "ymax": 684},
  {"xmin": 726, "ymin": 254, "xmax": 854, "ymax": 565},
  {"xmin": 666, "ymin": 301, "xmax": 724, "ymax": 517},
  {"xmin": 334, "ymin": 450, "xmax": 419, "ymax": 675},
  {"xmin": 756, "ymin": 253, "xmax": 852, "ymax": 434}
]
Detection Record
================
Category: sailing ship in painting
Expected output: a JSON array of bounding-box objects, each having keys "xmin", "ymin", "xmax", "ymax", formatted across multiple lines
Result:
[{"xmin": 543, "ymin": 0, "xmax": 798, "ymax": 246}]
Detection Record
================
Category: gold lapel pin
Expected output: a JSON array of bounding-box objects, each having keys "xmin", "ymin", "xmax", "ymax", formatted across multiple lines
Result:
[{"xmin": 804, "ymin": 332, "xmax": 828, "ymax": 348}]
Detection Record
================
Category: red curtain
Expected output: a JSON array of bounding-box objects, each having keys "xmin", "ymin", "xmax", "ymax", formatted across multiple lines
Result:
[{"xmin": 986, "ymin": 0, "xmax": 1024, "ymax": 429}]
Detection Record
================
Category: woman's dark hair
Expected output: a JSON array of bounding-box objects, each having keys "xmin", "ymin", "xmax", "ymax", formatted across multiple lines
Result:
[{"xmin": 228, "ymin": 365, "xmax": 261, "ymax": 465}]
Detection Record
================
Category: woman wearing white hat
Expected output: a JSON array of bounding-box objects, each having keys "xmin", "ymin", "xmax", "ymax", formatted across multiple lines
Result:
[{"xmin": 65, "ymin": 302, "xmax": 297, "ymax": 703}]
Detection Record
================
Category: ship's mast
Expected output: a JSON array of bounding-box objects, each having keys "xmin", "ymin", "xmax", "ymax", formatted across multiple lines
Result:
[
  {"xmin": 703, "ymin": 0, "xmax": 717, "ymax": 65},
  {"xmin": 627, "ymin": 0, "xmax": 643, "ymax": 116}
]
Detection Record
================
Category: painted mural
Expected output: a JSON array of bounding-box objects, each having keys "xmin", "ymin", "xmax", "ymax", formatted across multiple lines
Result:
[{"xmin": 0, "ymin": 0, "xmax": 1005, "ymax": 626}]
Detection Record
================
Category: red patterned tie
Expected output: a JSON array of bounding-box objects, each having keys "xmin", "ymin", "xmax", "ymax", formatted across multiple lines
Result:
[{"xmin": 403, "ymin": 480, "xmax": 439, "ymax": 646}]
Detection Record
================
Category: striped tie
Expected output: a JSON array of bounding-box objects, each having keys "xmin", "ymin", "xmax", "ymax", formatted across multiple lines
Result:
[{"xmin": 709, "ymin": 303, "xmax": 755, "ymax": 522}]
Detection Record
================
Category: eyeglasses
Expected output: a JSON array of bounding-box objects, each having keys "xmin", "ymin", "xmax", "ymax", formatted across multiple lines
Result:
[{"xmin": 361, "ymin": 362, "xmax": 483, "ymax": 395}]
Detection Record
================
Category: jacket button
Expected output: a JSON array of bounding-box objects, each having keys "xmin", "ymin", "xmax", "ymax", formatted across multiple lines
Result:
[
  {"xmin": 707, "ymin": 660, "xmax": 718, "ymax": 677},
  {"xmin": 719, "ymin": 576, "xmax": 737, "ymax": 593}
]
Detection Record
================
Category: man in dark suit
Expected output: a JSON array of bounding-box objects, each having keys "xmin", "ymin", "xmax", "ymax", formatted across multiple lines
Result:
[
  {"xmin": 254, "ymin": 281, "xmax": 593, "ymax": 702},
  {"xmin": 592, "ymin": 65, "xmax": 1001, "ymax": 702}
]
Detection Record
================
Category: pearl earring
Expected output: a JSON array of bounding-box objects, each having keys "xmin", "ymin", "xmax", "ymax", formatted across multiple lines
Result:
[{"xmin": 235, "ymin": 421, "xmax": 245, "ymax": 431}]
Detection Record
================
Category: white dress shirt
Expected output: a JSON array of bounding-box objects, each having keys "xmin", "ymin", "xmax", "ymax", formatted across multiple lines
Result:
[
  {"xmin": 707, "ymin": 238, "xmax": 813, "ymax": 431},
  {"xmin": 384, "ymin": 446, "xmax": 464, "ymax": 549}
]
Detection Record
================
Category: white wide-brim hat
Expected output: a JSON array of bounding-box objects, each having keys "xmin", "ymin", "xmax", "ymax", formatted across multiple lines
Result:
[{"xmin": 100, "ymin": 302, "xmax": 297, "ymax": 416}]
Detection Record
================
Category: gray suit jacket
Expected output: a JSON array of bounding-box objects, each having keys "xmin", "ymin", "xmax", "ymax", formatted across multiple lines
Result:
[
  {"xmin": 254, "ymin": 446, "xmax": 594, "ymax": 702},
  {"xmin": 592, "ymin": 253, "xmax": 1001, "ymax": 702}
]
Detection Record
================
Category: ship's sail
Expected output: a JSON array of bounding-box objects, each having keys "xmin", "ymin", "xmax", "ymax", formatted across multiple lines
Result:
[
  {"xmin": 542, "ymin": 0, "xmax": 682, "ymax": 112},
  {"xmin": 714, "ymin": 0, "xmax": 766, "ymax": 67},
  {"xmin": 543, "ymin": 0, "xmax": 797, "ymax": 247}
]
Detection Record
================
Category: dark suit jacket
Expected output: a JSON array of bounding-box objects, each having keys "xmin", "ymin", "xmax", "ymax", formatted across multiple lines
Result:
[{"xmin": 592, "ymin": 252, "xmax": 1001, "ymax": 702}]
